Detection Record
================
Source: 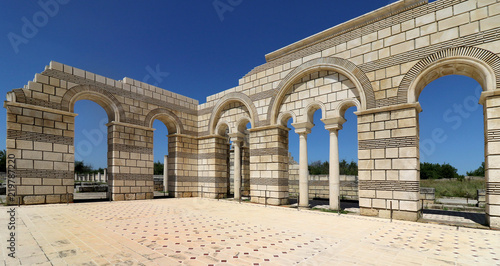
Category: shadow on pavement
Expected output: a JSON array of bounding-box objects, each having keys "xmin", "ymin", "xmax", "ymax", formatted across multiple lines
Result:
[
  {"xmin": 288, "ymin": 198, "xmax": 359, "ymax": 209},
  {"xmin": 422, "ymin": 209, "xmax": 486, "ymax": 225}
]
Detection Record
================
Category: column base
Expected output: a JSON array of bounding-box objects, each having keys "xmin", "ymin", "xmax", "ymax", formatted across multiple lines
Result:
[{"xmin": 486, "ymin": 214, "xmax": 500, "ymax": 229}]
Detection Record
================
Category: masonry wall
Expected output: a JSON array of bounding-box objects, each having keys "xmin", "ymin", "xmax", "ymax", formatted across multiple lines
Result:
[
  {"xmin": 6, "ymin": 103, "xmax": 75, "ymax": 204},
  {"xmin": 5, "ymin": 61, "xmax": 199, "ymax": 204},
  {"xmin": 357, "ymin": 106, "xmax": 421, "ymax": 220}
]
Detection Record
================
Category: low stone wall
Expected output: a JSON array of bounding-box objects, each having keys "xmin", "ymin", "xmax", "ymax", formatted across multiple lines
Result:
[
  {"xmin": 477, "ymin": 189, "xmax": 486, "ymax": 208},
  {"xmin": 154, "ymin": 176, "xmax": 164, "ymax": 191},
  {"xmin": 288, "ymin": 164, "xmax": 358, "ymax": 200},
  {"xmin": 288, "ymin": 164, "xmax": 436, "ymax": 202},
  {"xmin": 419, "ymin": 187, "xmax": 435, "ymax": 205},
  {"xmin": 77, "ymin": 185, "xmax": 107, "ymax": 193}
]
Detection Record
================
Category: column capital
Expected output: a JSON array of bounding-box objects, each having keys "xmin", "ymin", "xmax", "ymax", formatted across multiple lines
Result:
[
  {"xmin": 228, "ymin": 132, "xmax": 245, "ymax": 143},
  {"xmin": 292, "ymin": 122, "xmax": 314, "ymax": 135},
  {"xmin": 322, "ymin": 117, "xmax": 346, "ymax": 131}
]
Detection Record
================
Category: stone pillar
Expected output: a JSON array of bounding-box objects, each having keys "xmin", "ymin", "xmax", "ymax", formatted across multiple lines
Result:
[
  {"xmin": 292, "ymin": 122, "xmax": 313, "ymax": 208},
  {"xmin": 4, "ymin": 101, "xmax": 75, "ymax": 205},
  {"xmin": 167, "ymin": 134, "xmax": 199, "ymax": 198},
  {"xmin": 163, "ymin": 155, "xmax": 168, "ymax": 192},
  {"xmin": 198, "ymin": 135, "xmax": 228, "ymax": 199},
  {"xmin": 103, "ymin": 168, "xmax": 107, "ymax": 182},
  {"xmin": 107, "ymin": 122, "xmax": 155, "ymax": 201},
  {"xmin": 356, "ymin": 104, "xmax": 421, "ymax": 221},
  {"xmin": 86, "ymin": 173, "xmax": 90, "ymax": 182},
  {"xmin": 242, "ymin": 145, "xmax": 250, "ymax": 197},
  {"xmin": 98, "ymin": 172, "xmax": 102, "ymax": 182},
  {"xmin": 481, "ymin": 92, "xmax": 500, "ymax": 229},
  {"xmin": 323, "ymin": 117, "xmax": 345, "ymax": 210},
  {"xmin": 74, "ymin": 173, "xmax": 77, "ymax": 181},
  {"xmin": 229, "ymin": 133, "xmax": 244, "ymax": 200},
  {"xmin": 249, "ymin": 126, "xmax": 289, "ymax": 205}
]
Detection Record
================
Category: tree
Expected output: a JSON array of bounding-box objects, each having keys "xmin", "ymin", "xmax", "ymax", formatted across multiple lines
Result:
[
  {"xmin": 340, "ymin": 160, "xmax": 358, "ymax": 175},
  {"xmin": 420, "ymin": 162, "xmax": 463, "ymax": 179},
  {"xmin": 466, "ymin": 162, "xmax": 485, "ymax": 177},
  {"xmin": 0, "ymin": 150, "xmax": 6, "ymax": 173},
  {"xmin": 307, "ymin": 160, "xmax": 358, "ymax": 175},
  {"xmin": 154, "ymin": 161, "xmax": 164, "ymax": 175},
  {"xmin": 74, "ymin": 160, "xmax": 93, "ymax": 174}
]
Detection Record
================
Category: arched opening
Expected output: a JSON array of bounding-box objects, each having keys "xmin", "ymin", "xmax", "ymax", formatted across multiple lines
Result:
[
  {"xmin": 275, "ymin": 68, "xmax": 363, "ymax": 209},
  {"xmin": 304, "ymin": 109, "xmax": 329, "ymax": 203},
  {"xmin": 152, "ymin": 120, "xmax": 169, "ymax": 197},
  {"xmin": 73, "ymin": 100, "xmax": 110, "ymax": 201},
  {"xmin": 215, "ymin": 122, "xmax": 231, "ymax": 198},
  {"xmin": 229, "ymin": 118, "xmax": 252, "ymax": 200},
  {"xmin": 209, "ymin": 98, "xmax": 254, "ymax": 201},
  {"xmin": 147, "ymin": 111, "xmax": 181, "ymax": 198},
  {"xmin": 418, "ymin": 74, "xmax": 486, "ymax": 225},
  {"xmin": 395, "ymin": 49, "xmax": 500, "ymax": 227},
  {"xmin": 337, "ymin": 106, "xmax": 359, "ymax": 210}
]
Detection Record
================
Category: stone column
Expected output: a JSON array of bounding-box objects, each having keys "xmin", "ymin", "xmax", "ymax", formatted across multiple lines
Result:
[
  {"xmin": 104, "ymin": 168, "xmax": 107, "ymax": 182},
  {"xmin": 292, "ymin": 122, "xmax": 313, "ymax": 208},
  {"xmin": 163, "ymin": 155, "xmax": 168, "ymax": 192},
  {"xmin": 86, "ymin": 173, "xmax": 90, "ymax": 182},
  {"xmin": 229, "ymin": 133, "xmax": 244, "ymax": 200},
  {"xmin": 98, "ymin": 172, "xmax": 102, "ymax": 182},
  {"xmin": 323, "ymin": 117, "xmax": 345, "ymax": 210}
]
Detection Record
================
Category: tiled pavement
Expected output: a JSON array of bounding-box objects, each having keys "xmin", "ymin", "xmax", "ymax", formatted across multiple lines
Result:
[{"xmin": 1, "ymin": 198, "xmax": 500, "ymax": 265}]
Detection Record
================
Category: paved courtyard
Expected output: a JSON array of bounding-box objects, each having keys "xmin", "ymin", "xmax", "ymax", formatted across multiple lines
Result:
[{"xmin": 1, "ymin": 198, "xmax": 500, "ymax": 265}]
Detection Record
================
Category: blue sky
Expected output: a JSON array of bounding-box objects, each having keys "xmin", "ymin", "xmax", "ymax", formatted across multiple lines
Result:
[{"xmin": 0, "ymin": 0, "xmax": 483, "ymax": 174}]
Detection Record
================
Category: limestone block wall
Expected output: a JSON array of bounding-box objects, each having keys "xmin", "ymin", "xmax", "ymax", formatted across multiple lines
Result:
[
  {"xmin": 249, "ymin": 127, "xmax": 289, "ymax": 205},
  {"xmin": 168, "ymin": 135, "xmax": 199, "ymax": 197},
  {"xmin": 107, "ymin": 123, "xmax": 154, "ymax": 201},
  {"xmin": 5, "ymin": 102, "xmax": 75, "ymax": 204},
  {"xmin": 484, "ymin": 94, "xmax": 500, "ymax": 227},
  {"xmin": 197, "ymin": 137, "xmax": 229, "ymax": 198},
  {"xmin": 5, "ymin": 61, "xmax": 199, "ymax": 204},
  {"xmin": 357, "ymin": 105, "xmax": 420, "ymax": 220},
  {"xmin": 277, "ymin": 70, "xmax": 358, "ymax": 119}
]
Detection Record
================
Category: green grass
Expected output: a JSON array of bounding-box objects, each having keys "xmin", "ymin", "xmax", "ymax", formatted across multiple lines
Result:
[{"xmin": 420, "ymin": 179, "xmax": 485, "ymax": 198}]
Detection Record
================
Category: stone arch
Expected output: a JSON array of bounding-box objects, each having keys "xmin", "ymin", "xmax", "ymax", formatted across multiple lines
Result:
[
  {"xmin": 236, "ymin": 116, "xmax": 252, "ymax": 134},
  {"xmin": 215, "ymin": 120, "xmax": 231, "ymax": 137},
  {"xmin": 333, "ymin": 98, "xmax": 361, "ymax": 119},
  {"xmin": 208, "ymin": 92, "xmax": 258, "ymax": 135},
  {"xmin": 144, "ymin": 108, "xmax": 183, "ymax": 134},
  {"xmin": 62, "ymin": 85, "xmax": 125, "ymax": 122},
  {"xmin": 277, "ymin": 110, "xmax": 298, "ymax": 127},
  {"xmin": 397, "ymin": 47, "xmax": 500, "ymax": 104},
  {"xmin": 304, "ymin": 101, "xmax": 327, "ymax": 124},
  {"xmin": 268, "ymin": 57, "xmax": 374, "ymax": 125}
]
